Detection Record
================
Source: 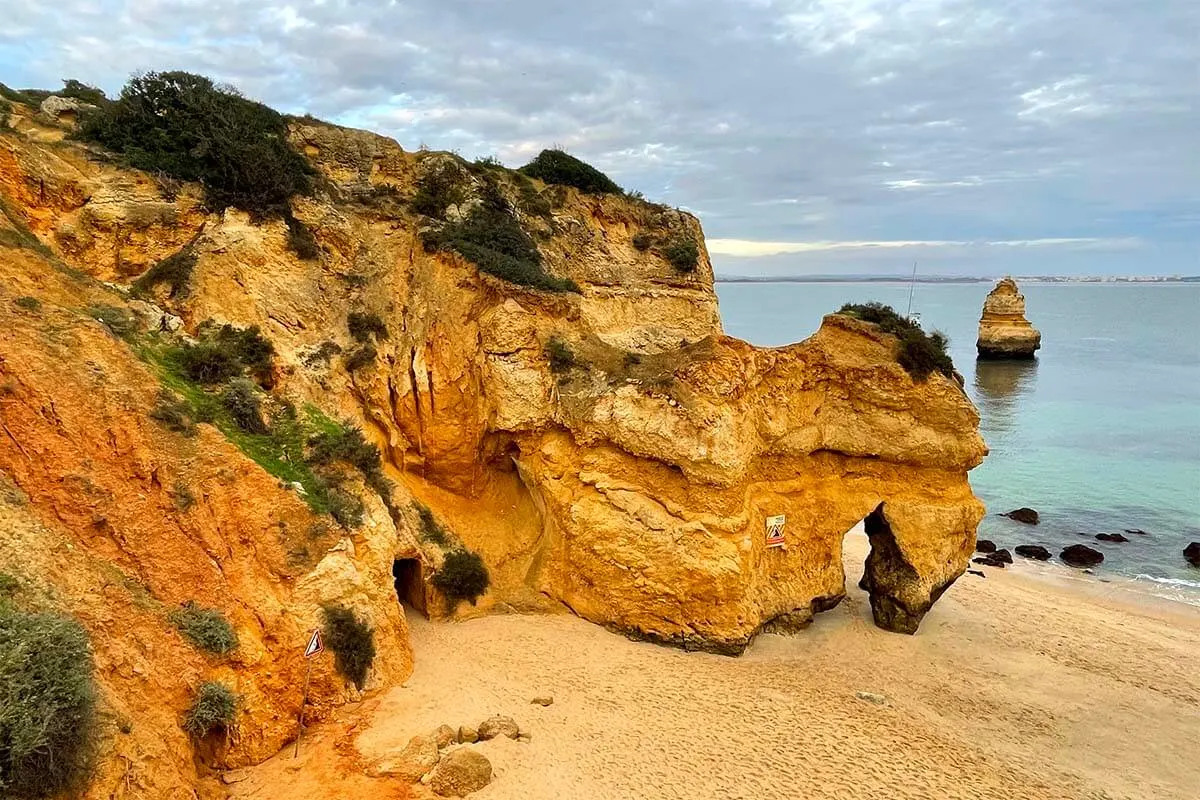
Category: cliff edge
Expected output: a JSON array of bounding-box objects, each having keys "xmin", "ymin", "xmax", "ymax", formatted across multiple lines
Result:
[{"xmin": 0, "ymin": 85, "xmax": 985, "ymax": 798}]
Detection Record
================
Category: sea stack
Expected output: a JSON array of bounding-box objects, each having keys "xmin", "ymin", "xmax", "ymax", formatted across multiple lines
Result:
[{"xmin": 976, "ymin": 277, "xmax": 1041, "ymax": 359}]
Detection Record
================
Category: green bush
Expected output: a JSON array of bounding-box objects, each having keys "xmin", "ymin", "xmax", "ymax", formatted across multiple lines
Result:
[
  {"xmin": 322, "ymin": 606, "xmax": 375, "ymax": 690},
  {"xmin": 221, "ymin": 379, "xmax": 268, "ymax": 434},
  {"xmin": 211, "ymin": 324, "xmax": 275, "ymax": 386},
  {"xmin": 345, "ymin": 344, "xmax": 377, "ymax": 372},
  {"xmin": 416, "ymin": 504, "xmax": 450, "ymax": 547},
  {"xmin": 134, "ymin": 244, "xmax": 197, "ymax": 298},
  {"xmin": 77, "ymin": 71, "xmax": 313, "ymax": 216},
  {"xmin": 632, "ymin": 233, "xmax": 652, "ymax": 251},
  {"xmin": 519, "ymin": 149, "xmax": 622, "ymax": 195},
  {"xmin": 176, "ymin": 341, "xmax": 242, "ymax": 385},
  {"xmin": 176, "ymin": 324, "xmax": 275, "ymax": 386},
  {"xmin": 411, "ymin": 161, "xmax": 467, "ymax": 219},
  {"xmin": 664, "ymin": 238, "xmax": 699, "ymax": 272},
  {"xmin": 150, "ymin": 390, "xmax": 198, "ymax": 436},
  {"xmin": 836, "ymin": 302, "xmax": 955, "ymax": 381},
  {"xmin": 308, "ymin": 424, "xmax": 381, "ymax": 473},
  {"xmin": 183, "ymin": 681, "xmax": 237, "ymax": 738},
  {"xmin": 0, "ymin": 575, "xmax": 19, "ymax": 596},
  {"xmin": 0, "ymin": 606, "xmax": 98, "ymax": 798},
  {"xmin": 546, "ymin": 337, "xmax": 576, "ymax": 374},
  {"xmin": 347, "ymin": 312, "xmax": 388, "ymax": 343},
  {"xmin": 58, "ymin": 80, "xmax": 108, "ymax": 107},
  {"xmin": 326, "ymin": 486, "xmax": 365, "ymax": 529},
  {"xmin": 0, "ymin": 83, "xmax": 33, "ymax": 106},
  {"xmin": 426, "ymin": 185, "xmax": 577, "ymax": 293},
  {"xmin": 14, "ymin": 296, "xmax": 40, "ymax": 311},
  {"xmin": 431, "ymin": 549, "xmax": 490, "ymax": 607},
  {"xmin": 169, "ymin": 602, "xmax": 238, "ymax": 655}
]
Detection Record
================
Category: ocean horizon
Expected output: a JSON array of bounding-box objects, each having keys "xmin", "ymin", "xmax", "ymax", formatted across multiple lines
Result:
[{"xmin": 716, "ymin": 280, "xmax": 1200, "ymax": 603}]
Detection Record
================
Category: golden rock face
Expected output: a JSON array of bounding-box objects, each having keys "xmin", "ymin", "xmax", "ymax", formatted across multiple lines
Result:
[
  {"xmin": 977, "ymin": 277, "xmax": 1042, "ymax": 358},
  {"xmin": 1, "ymin": 106, "xmax": 986, "ymax": 796}
]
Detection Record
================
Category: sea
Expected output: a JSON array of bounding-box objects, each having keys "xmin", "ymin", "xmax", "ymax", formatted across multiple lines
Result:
[{"xmin": 716, "ymin": 280, "xmax": 1200, "ymax": 603}]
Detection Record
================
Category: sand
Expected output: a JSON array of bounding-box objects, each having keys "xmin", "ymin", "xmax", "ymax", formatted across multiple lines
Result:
[{"xmin": 231, "ymin": 532, "xmax": 1200, "ymax": 800}]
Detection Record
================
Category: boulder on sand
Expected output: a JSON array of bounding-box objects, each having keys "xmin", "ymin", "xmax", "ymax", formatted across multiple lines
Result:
[
  {"xmin": 973, "ymin": 555, "xmax": 1007, "ymax": 569},
  {"xmin": 975, "ymin": 540, "xmax": 997, "ymax": 554},
  {"xmin": 1014, "ymin": 545, "xmax": 1051, "ymax": 561},
  {"xmin": 1061, "ymin": 545, "xmax": 1104, "ymax": 568},
  {"xmin": 429, "ymin": 748, "xmax": 493, "ymax": 797},
  {"xmin": 478, "ymin": 716, "xmax": 520, "ymax": 741},
  {"xmin": 993, "ymin": 549, "xmax": 1013, "ymax": 564},
  {"xmin": 1001, "ymin": 508, "xmax": 1039, "ymax": 525},
  {"xmin": 367, "ymin": 734, "xmax": 439, "ymax": 781},
  {"xmin": 1185, "ymin": 542, "xmax": 1200, "ymax": 568}
]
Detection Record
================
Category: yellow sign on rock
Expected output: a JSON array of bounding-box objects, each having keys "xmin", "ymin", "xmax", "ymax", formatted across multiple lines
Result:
[{"xmin": 765, "ymin": 514, "xmax": 786, "ymax": 548}]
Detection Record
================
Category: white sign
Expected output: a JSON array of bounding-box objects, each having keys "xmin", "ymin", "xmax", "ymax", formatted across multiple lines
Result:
[
  {"xmin": 765, "ymin": 514, "xmax": 786, "ymax": 548},
  {"xmin": 303, "ymin": 628, "xmax": 324, "ymax": 659}
]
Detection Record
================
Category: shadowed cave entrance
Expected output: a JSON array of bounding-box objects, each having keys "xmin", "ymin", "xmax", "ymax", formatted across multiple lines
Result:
[{"xmin": 393, "ymin": 558, "xmax": 427, "ymax": 618}]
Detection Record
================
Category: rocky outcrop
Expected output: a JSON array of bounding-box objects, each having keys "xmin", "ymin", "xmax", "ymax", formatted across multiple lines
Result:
[
  {"xmin": 1015, "ymin": 545, "xmax": 1052, "ymax": 561},
  {"xmin": 1061, "ymin": 545, "xmax": 1104, "ymax": 568},
  {"xmin": 1184, "ymin": 543, "xmax": 1200, "ymax": 568},
  {"xmin": 0, "ymin": 104, "xmax": 989, "ymax": 797},
  {"xmin": 977, "ymin": 278, "xmax": 1041, "ymax": 359}
]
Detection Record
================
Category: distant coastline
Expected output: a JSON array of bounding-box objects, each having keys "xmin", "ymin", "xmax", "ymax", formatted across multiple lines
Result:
[{"xmin": 714, "ymin": 274, "xmax": 1200, "ymax": 284}]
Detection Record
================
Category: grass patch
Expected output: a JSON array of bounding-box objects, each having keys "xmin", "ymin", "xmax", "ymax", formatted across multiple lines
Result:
[
  {"xmin": 347, "ymin": 312, "xmax": 388, "ymax": 343},
  {"xmin": 77, "ymin": 71, "xmax": 313, "ymax": 216},
  {"xmin": 519, "ymin": 149, "xmax": 622, "ymax": 195},
  {"xmin": 836, "ymin": 302, "xmax": 955, "ymax": 381},
  {"xmin": 663, "ymin": 238, "xmax": 699, "ymax": 272},
  {"xmin": 169, "ymin": 602, "xmax": 238, "ymax": 655},
  {"xmin": 322, "ymin": 606, "xmax": 375, "ymax": 690},
  {"xmin": 0, "ymin": 605, "xmax": 99, "ymax": 798},
  {"xmin": 150, "ymin": 389, "xmax": 198, "ymax": 436},
  {"xmin": 183, "ymin": 682, "xmax": 237, "ymax": 738},
  {"xmin": 432, "ymin": 549, "xmax": 490, "ymax": 608}
]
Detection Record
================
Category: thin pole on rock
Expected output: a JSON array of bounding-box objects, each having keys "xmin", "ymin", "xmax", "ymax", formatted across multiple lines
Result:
[{"xmin": 294, "ymin": 659, "xmax": 313, "ymax": 759}]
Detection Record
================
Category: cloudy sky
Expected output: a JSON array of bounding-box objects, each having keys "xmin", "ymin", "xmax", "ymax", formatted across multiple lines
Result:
[{"xmin": 2, "ymin": 0, "xmax": 1197, "ymax": 276}]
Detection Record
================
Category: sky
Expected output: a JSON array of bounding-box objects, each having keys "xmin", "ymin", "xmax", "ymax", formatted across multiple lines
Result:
[{"xmin": 2, "ymin": 0, "xmax": 1197, "ymax": 277}]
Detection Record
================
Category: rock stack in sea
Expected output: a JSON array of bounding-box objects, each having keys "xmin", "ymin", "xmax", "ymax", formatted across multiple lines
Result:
[{"xmin": 976, "ymin": 277, "xmax": 1041, "ymax": 359}]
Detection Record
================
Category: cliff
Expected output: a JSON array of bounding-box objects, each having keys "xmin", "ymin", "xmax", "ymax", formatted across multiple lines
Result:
[
  {"xmin": 0, "ymin": 93, "xmax": 985, "ymax": 797},
  {"xmin": 977, "ymin": 277, "xmax": 1041, "ymax": 358}
]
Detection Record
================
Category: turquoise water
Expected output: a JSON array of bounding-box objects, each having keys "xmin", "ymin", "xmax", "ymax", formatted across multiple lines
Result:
[{"xmin": 715, "ymin": 281, "xmax": 1200, "ymax": 593}]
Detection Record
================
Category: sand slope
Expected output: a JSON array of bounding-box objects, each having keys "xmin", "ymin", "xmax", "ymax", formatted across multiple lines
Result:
[{"xmin": 234, "ymin": 534, "xmax": 1200, "ymax": 800}]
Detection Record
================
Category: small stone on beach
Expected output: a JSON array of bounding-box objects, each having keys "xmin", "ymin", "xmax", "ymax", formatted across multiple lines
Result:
[
  {"xmin": 855, "ymin": 691, "xmax": 888, "ymax": 705},
  {"xmin": 531, "ymin": 695, "xmax": 554, "ymax": 706},
  {"xmin": 967, "ymin": 569, "xmax": 986, "ymax": 578},
  {"xmin": 478, "ymin": 715, "xmax": 520, "ymax": 741}
]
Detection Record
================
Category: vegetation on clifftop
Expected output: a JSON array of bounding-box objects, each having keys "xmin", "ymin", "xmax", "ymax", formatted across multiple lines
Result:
[
  {"xmin": 520, "ymin": 149, "xmax": 622, "ymax": 195},
  {"xmin": 836, "ymin": 302, "xmax": 955, "ymax": 381}
]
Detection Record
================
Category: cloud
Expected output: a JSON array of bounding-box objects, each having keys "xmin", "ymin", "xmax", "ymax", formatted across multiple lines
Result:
[{"xmin": 0, "ymin": 0, "xmax": 1196, "ymax": 274}]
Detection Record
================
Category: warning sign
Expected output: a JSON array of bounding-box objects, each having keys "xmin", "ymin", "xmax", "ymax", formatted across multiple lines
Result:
[
  {"xmin": 765, "ymin": 514, "xmax": 786, "ymax": 548},
  {"xmin": 303, "ymin": 629, "xmax": 324, "ymax": 659}
]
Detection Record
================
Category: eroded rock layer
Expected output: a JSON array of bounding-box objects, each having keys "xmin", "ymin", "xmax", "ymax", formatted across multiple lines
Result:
[
  {"xmin": 977, "ymin": 277, "xmax": 1041, "ymax": 358},
  {"xmin": 1, "ymin": 99, "xmax": 985, "ymax": 797}
]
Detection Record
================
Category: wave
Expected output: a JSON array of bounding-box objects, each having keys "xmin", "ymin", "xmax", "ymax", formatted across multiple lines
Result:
[{"xmin": 1133, "ymin": 574, "xmax": 1200, "ymax": 590}]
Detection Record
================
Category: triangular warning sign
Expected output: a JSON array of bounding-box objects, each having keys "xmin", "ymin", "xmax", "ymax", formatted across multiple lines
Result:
[{"xmin": 304, "ymin": 628, "xmax": 324, "ymax": 659}]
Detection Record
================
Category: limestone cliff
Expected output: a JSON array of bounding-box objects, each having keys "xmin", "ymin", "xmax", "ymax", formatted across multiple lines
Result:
[
  {"xmin": 1, "ymin": 95, "xmax": 985, "ymax": 797},
  {"xmin": 977, "ymin": 277, "xmax": 1041, "ymax": 358}
]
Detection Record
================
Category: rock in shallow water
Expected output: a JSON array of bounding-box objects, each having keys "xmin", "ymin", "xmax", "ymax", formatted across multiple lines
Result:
[
  {"xmin": 1014, "ymin": 545, "xmax": 1052, "ymax": 561},
  {"xmin": 1001, "ymin": 508, "xmax": 1040, "ymax": 525},
  {"xmin": 1061, "ymin": 544, "xmax": 1104, "ymax": 568},
  {"xmin": 976, "ymin": 277, "xmax": 1042, "ymax": 359},
  {"xmin": 1096, "ymin": 533, "xmax": 1129, "ymax": 543},
  {"xmin": 975, "ymin": 539, "xmax": 997, "ymax": 554},
  {"xmin": 1185, "ymin": 542, "xmax": 1200, "ymax": 568}
]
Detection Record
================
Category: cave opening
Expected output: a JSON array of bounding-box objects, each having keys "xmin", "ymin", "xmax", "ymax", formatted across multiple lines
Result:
[{"xmin": 393, "ymin": 558, "xmax": 427, "ymax": 618}]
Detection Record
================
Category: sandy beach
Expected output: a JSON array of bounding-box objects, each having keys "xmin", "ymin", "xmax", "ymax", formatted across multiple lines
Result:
[{"xmin": 232, "ymin": 532, "xmax": 1200, "ymax": 800}]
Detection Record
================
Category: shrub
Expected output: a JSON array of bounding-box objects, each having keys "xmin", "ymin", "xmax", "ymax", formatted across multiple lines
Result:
[
  {"xmin": 0, "ymin": 575, "xmax": 18, "ymax": 596},
  {"xmin": 221, "ymin": 379, "xmax": 268, "ymax": 434},
  {"xmin": 169, "ymin": 602, "xmax": 238, "ymax": 655},
  {"xmin": 632, "ymin": 233, "xmax": 652, "ymax": 251},
  {"xmin": 664, "ymin": 238, "xmax": 699, "ymax": 272},
  {"xmin": 519, "ymin": 149, "xmax": 622, "ymax": 195},
  {"xmin": 411, "ymin": 161, "xmax": 467, "ymax": 219},
  {"xmin": 347, "ymin": 312, "xmax": 388, "ymax": 343},
  {"xmin": 431, "ymin": 549, "xmax": 490, "ymax": 607},
  {"xmin": 14, "ymin": 296, "xmax": 40, "ymax": 311},
  {"xmin": 77, "ymin": 71, "xmax": 313, "ymax": 216},
  {"xmin": 134, "ymin": 244, "xmax": 197, "ymax": 298},
  {"xmin": 177, "ymin": 341, "xmax": 242, "ymax": 384},
  {"xmin": 308, "ymin": 424, "xmax": 381, "ymax": 474},
  {"xmin": 426, "ymin": 185, "xmax": 577, "ymax": 293},
  {"xmin": 0, "ymin": 83, "xmax": 33, "ymax": 106},
  {"xmin": 303, "ymin": 341, "xmax": 342, "ymax": 367},
  {"xmin": 836, "ymin": 302, "xmax": 955, "ymax": 381},
  {"xmin": 416, "ymin": 504, "xmax": 450, "ymax": 547},
  {"xmin": 326, "ymin": 485, "xmax": 365, "ymax": 529},
  {"xmin": 546, "ymin": 337, "xmax": 576, "ymax": 374},
  {"xmin": 150, "ymin": 390, "xmax": 198, "ymax": 435},
  {"xmin": 183, "ymin": 681, "xmax": 237, "ymax": 738},
  {"xmin": 322, "ymin": 606, "xmax": 375, "ymax": 690},
  {"xmin": 514, "ymin": 174, "xmax": 553, "ymax": 219},
  {"xmin": 285, "ymin": 214, "xmax": 319, "ymax": 260},
  {"xmin": 345, "ymin": 344, "xmax": 377, "ymax": 372},
  {"xmin": 58, "ymin": 80, "xmax": 108, "ymax": 107},
  {"xmin": 211, "ymin": 324, "xmax": 275, "ymax": 386},
  {"xmin": 0, "ymin": 606, "xmax": 98, "ymax": 798}
]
